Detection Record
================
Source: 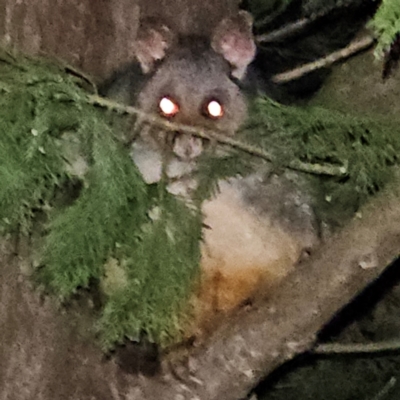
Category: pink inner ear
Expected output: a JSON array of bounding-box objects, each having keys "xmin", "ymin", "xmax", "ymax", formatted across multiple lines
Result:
[
  {"xmin": 212, "ymin": 12, "xmax": 256, "ymax": 80},
  {"xmin": 219, "ymin": 31, "xmax": 256, "ymax": 70},
  {"xmin": 134, "ymin": 22, "xmax": 174, "ymax": 73}
]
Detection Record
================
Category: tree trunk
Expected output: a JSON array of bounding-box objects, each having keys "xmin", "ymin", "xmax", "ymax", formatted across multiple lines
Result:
[
  {"xmin": 1, "ymin": 1, "xmax": 399, "ymax": 399},
  {"xmin": 1, "ymin": 179, "xmax": 400, "ymax": 400},
  {"xmin": 0, "ymin": 0, "xmax": 239, "ymax": 81}
]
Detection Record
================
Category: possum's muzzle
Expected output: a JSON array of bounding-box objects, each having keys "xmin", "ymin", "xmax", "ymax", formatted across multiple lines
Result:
[{"xmin": 171, "ymin": 132, "xmax": 203, "ymax": 160}]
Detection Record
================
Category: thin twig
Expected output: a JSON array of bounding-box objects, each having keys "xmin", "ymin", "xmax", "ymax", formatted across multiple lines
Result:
[
  {"xmin": 272, "ymin": 35, "xmax": 375, "ymax": 83},
  {"xmin": 63, "ymin": 64, "xmax": 98, "ymax": 95},
  {"xmin": 313, "ymin": 339, "xmax": 400, "ymax": 355},
  {"xmin": 370, "ymin": 377, "xmax": 397, "ymax": 400},
  {"xmin": 88, "ymin": 94, "xmax": 347, "ymax": 177},
  {"xmin": 256, "ymin": 17, "xmax": 312, "ymax": 44},
  {"xmin": 255, "ymin": 1, "xmax": 368, "ymax": 44},
  {"xmin": 253, "ymin": 2, "xmax": 292, "ymax": 30},
  {"xmin": 0, "ymin": 49, "xmax": 28, "ymax": 71}
]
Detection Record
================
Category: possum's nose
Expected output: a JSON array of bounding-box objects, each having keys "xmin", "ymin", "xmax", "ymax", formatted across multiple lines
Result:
[{"xmin": 172, "ymin": 133, "xmax": 203, "ymax": 160}]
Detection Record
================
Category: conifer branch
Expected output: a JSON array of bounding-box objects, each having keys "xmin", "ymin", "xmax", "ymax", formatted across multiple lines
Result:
[{"xmin": 89, "ymin": 94, "xmax": 347, "ymax": 177}]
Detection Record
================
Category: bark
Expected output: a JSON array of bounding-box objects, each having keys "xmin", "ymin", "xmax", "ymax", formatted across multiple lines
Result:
[
  {"xmin": 0, "ymin": 0, "xmax": 141, "ymax": 81},
  {"xmin": 1, "ymin": 1, "xmax": 399, "ymax": 399},
  {"xmin": 0, "ymin": 0, "xmax": 239, "ymax": 82},
  {"xmin": 1, "ymin": 180, "xmax": 400, "ymax": 400}
]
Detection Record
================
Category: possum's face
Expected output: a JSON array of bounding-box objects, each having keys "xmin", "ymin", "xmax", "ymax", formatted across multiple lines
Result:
[
  {"xmin": 137, "ymin": 43, "xmax": 248, "ymax": 159},
  {"xmin": 138, "ymin": 44, "xmax": 247, "ymax": 132},
  {"xmin": 134, "ymin": 13, "xmax": 256, "ymax": 160}
]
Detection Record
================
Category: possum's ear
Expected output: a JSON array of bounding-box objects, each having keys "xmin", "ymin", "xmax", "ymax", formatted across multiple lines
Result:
[
  {"xmin": 211, "ymin": 11, "xmax": 256, "ymax": 80},
  {"xmin": 134, "ymin": 18, "xmax": 175, "ymax": 74}
]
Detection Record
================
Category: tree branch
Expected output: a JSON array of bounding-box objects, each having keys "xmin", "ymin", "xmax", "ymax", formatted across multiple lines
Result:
[
  {"xmin": 89, "ymin": 94, "xmax": 347, "ymax": 177},
  {"xmin": 272, "ymin": 35, "xmax": 375, "ymax": 83},
  {"xmin": 314, "ymin": 340, "xmax": 400, "ymax": 355},
  {"xmin": 255, "ymin": 2, "xmax": 357, "ymax": 44},
  {"xmin": 3, "ymin": 174, "xmax": 400, "ymax": 400},
  {"xmin": 147, "ymin": 179, "xmax": 400, "ymax": 400}
]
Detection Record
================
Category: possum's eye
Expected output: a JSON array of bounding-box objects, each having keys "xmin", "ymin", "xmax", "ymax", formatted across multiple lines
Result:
[
  {"xmin": 159, "ymin": 96, "xmax": 180, "ymax": 117},
  {"xmin": 203, "ymin": 99, "xmax": 224, "ymax": 119}
]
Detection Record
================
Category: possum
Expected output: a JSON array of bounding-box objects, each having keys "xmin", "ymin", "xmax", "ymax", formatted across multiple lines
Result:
[
  {"xmin": 101, "ymin": 3, "xmax": 380, "ymax": 341},
  {"xmin": 102, "ymin": 11, "xmax": 257, "ymax": 194},
  {"xmin": 101, "ymin": 10, "xmax": 318, "ymax": 340}
]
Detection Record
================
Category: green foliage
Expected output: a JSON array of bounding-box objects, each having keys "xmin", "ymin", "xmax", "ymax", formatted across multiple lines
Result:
[
  {"xmin": 369, "ymin": 0, "xmax": 400, "ymax": 57},
  {"xmin": 39, "ymin": 120, "xmax": 148, "ymax": 298},
  {"xmin": 243, "ymin": 97, "xmax": 400, "ymax": 222},
  {"xmin": 0, "ymin": 50, "xmax": 203, "ymax": 347},
  {"xmin": 2, "ymin": 49, "xmax": 400, "ymax": 349},
  {"xmin": 98, "ymin": 192, "xmax": 202, "ymax": 348},
  {"xmin": 0, "ymin": 58, "xmax": 75, "ymax": 234}
]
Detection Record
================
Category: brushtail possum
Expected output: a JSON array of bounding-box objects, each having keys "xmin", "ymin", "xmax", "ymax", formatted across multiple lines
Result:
[
  {"xmin": 101, "ymin": 10, "xmax": 319, "ymax": 337},
  {"xmin": 102, "ymin": 11, "xmax": 257, "ymax": 192}
]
